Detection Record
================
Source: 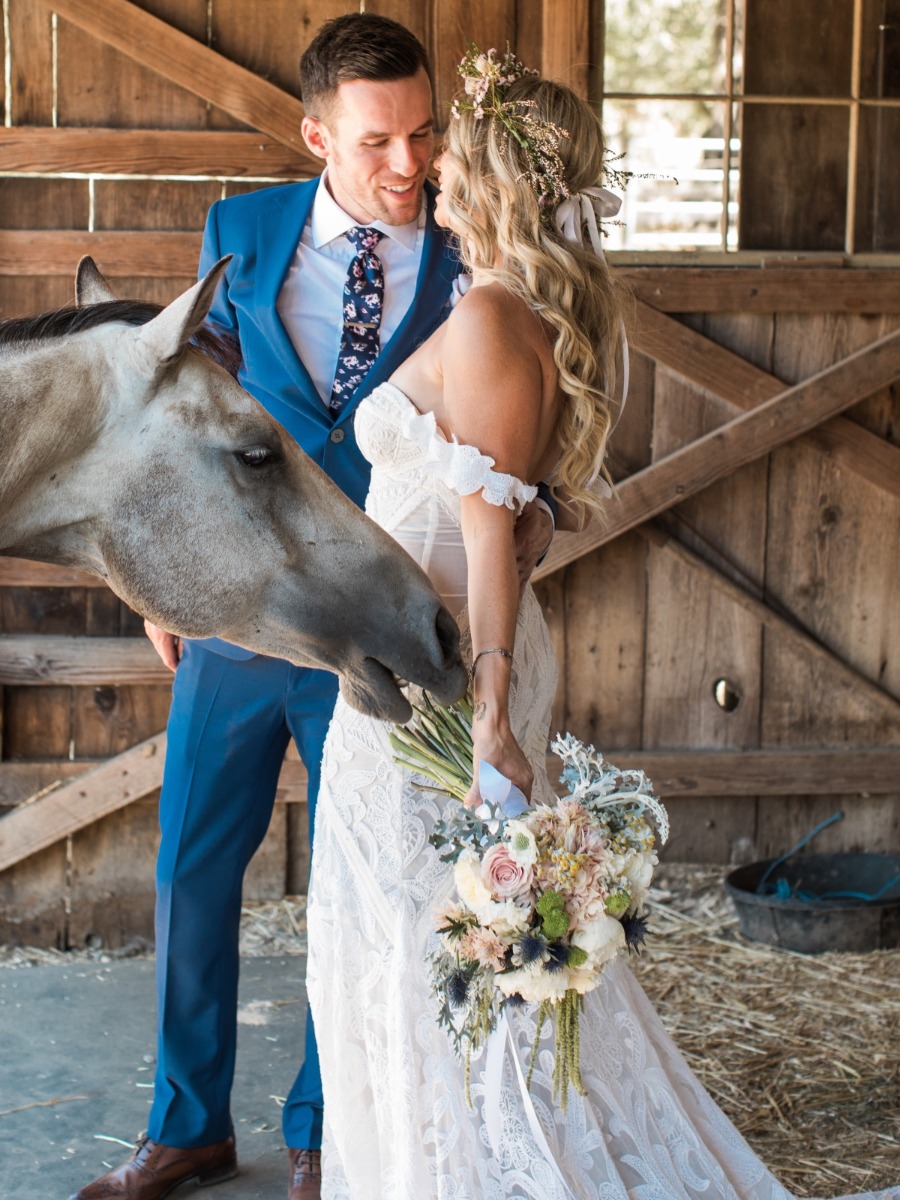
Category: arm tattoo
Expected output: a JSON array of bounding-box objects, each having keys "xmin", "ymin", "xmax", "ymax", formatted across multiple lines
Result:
[{"xmin": 474, "ymin": 700, "xmax": 487, "ymax": 722}]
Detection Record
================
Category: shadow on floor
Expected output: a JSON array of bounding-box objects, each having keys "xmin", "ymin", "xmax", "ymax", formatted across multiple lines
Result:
[{"xmin": 0, "ymin": 956, "xmax": 307, "ymax": 1199}]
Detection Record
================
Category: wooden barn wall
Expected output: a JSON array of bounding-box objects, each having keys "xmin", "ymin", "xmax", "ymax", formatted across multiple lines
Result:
[{"xmin": 0, "ymin": 0, "xmax": 898, "ymax": 947}]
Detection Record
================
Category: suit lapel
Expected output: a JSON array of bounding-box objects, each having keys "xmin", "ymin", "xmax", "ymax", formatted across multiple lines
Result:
[{"xmin": 253, "ymin": 180, "xmax": 328, "ymax": 416}]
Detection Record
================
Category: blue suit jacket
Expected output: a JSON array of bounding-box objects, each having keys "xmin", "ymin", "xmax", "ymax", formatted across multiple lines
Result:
[{"xmin": 195, "ymin": 176, "xmax": 460, "ymax": 659}]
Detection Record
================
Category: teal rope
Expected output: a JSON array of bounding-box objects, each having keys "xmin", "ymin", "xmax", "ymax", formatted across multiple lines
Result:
[
  {"xmin": 757, "ymin": 810, "xmax": 900, "ymax": 904},
  {"xmin": 756, "ymin": 811, "xmax": 845, "ymax": 895}
]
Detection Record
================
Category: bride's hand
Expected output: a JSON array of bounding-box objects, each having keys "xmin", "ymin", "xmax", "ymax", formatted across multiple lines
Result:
[{"xmin": 465, "ymin": 714, "xmax": 534, "ymax": 809}]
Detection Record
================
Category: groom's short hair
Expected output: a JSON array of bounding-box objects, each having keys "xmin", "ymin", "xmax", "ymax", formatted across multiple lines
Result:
[{"xmin": 300, "ymin": 13, "xmax": 431, "ymax": 120}]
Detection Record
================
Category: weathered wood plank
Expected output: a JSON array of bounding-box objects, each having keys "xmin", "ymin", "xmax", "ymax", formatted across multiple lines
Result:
[
  {"xmin": 633, "ymin": 303, "xmax": 900, "ymax": 500},
  {"xmin": 7, "ymin": 0, "xmax": 54, "ymax": 124},
  {"xmin": 537, "ymin": 326, "xmax": 900, "ymax": 576},
  {"xmin": 0, "ymin": 559, "xmax": 107, "ymax": 588},
  {"xmin": 0, "ymin": 230, "xmax": 201, "ymax": 276},
  {"xmin": 2, "ymin": 745, "xmax": 895, "ymax": 874},
  {"xmin": 515, "ymin": 0, "xmax": 590, "ymax": 95},
  {"xmin": 0, "ymin": 637, "xmax": 171, "ymax": 686},
  {"xmin": 0, "ymin": 126, "xmax": 317, "ymax": 177},
  {"xmin": 0, "ymin": 733, "xmax": 165, "ymax": 872},
  {"xmin": 766, "ymin": 313, "xmax": 900, "ymax": 701},
  {"xmin": 3, "ymin": 237, "xmax": 899, "ymax": 320},
  {"xmin": 267, "ymin": 751, "xmax": 900, "ymax": 802},
  {"xmin": 0, "ymin": 761, "xmax": 89, "ymax": 807},
  {"xmin": 641, "ymin": 321, "xmax": 769, "ymax": 756},
  {"xmin": 597, "ymin": 749, "xmax": 900, "ymax": 798},
  {"xmin": 66, "ymin": 799, "xmax": 159, "ymax": 949},
  {"xmin": 618, "ymin": 267, "xmax": 900, "ymax": 313},
  {"xmin": 1, "ymin": 756, "xmax": 309, "ymax": 812},
  {"xmin": 56, "ymin": 0, "xmax": 208, "ymax": 131},
  {"xmin": 640, "ymin": 523, "xmax": 900, "ymax": 729},
  {"xmin": 39, "ymin": 0, "xmax": 307, "ymax": 149},
  {"xmin": 206, "ymin": 0, "xmax": 341, "ymax": 133},
  {"xmin": 431, "ymin": 0, "xmax": 517, "ymax": 122}
]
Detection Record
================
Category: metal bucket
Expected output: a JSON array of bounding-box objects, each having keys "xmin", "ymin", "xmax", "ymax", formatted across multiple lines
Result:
[{"xmin": 724, "ymin": 853, "xmax": 900, "ymax": 953}]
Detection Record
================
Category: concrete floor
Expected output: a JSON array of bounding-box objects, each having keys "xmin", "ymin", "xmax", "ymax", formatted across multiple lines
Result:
[{"xmin": 0, "ymin": 956, "xmax": 308, "ymax": 1199}]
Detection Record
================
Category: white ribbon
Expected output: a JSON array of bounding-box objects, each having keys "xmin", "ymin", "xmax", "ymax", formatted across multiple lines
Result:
[
  {"xmin": 553, "ymin": 184, "xmax": 621, "ymax": 256},
  {"xmin": 554, "ymin": 186, "xmax": 630, "ymax": 438},
  {"xmin": 483, "ymin": 1011, "xmax": 576, "ymax": 1198}
]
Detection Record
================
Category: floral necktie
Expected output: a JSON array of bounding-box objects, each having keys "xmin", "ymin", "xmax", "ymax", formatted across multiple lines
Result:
[{"xmin": 329, "ymin": 226, "xmax": 385, "ymax": 414}]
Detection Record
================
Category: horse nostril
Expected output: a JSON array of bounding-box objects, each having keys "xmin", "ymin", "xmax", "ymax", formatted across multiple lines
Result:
[{"xmin": 435, "ymin": 605, "xmax": 460, "ymax": 668}]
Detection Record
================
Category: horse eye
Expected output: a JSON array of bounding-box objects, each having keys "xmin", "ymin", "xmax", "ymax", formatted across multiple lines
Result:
[{"xmin": 237, "ymin": 446, "xmax": 273, "ymax": 468}]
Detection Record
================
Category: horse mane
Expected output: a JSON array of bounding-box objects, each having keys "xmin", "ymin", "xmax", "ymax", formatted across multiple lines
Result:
[{"xmin": 0, "ymin": 299, "xmax": 242, "ymax": 378}]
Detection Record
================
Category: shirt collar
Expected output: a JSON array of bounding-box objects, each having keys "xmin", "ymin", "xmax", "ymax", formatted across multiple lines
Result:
[{"xmin": 309, "ymin": 168, "xmax": 423, "ymax": 253}]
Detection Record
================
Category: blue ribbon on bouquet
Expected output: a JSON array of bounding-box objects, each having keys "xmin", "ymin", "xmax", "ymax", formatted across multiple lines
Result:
[{"xmin": 474, "ymin": 761, "xmax": 530, "ymax": 820}]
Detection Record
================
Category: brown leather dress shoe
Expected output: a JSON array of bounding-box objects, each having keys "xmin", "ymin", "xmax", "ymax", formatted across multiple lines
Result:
[
  {"xmin": 68, "ymin": 1134, "xmax": 237, "ymax": 1199},
  {"xmin": 288, "ymin": 1147, "xmax": 322, "ymax": 1200}
]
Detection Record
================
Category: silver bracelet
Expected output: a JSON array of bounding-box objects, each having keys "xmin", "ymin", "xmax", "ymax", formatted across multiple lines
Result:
[{"xmin": 471, "ymin": 647, "xmax": 514, "ymax": 677}]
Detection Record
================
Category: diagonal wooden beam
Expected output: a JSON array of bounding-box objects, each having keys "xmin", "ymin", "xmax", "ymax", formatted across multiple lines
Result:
[
  {"xmin": 40, "ymin": 0, "xmax": 306, "ymax": 150},
  {"xmin": 637, "ymin": 523, "xmax": 900, "ymax": 726},
  {"xmin": 633, "ymin": 302, "xmax": 900, "ymax": 501},
  {"xmin": 0, "ymin": 733, "xmax": 166, "ymax": 873},
  {"xmin": 536, "ymin": 325, "xmax": 900, "ymax": 578}
]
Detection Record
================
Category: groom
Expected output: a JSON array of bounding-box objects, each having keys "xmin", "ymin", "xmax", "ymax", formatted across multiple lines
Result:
[
  {"xmin": 72, "ymin": 13, "xmax": 552, "ymax": 1200},
  {"xmin": 70, "ymin": 14, "xmax": 457, "ymax": 1200}
]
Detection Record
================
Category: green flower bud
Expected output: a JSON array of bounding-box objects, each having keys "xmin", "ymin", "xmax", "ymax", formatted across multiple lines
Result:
[{"xmin": 605, "ymin": 891, "xmax": 631, "ymax": 917}]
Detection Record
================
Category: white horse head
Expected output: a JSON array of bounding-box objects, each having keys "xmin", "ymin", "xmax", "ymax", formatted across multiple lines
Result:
[{"xmin": 0, "ymin": 259, "xmax": 466, "ymax": 720}]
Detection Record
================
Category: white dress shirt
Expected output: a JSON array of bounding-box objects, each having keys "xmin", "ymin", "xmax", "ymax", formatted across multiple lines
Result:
[{"xmin": 277, "ymin": 171, "xmax": 426, "ymax": 404}]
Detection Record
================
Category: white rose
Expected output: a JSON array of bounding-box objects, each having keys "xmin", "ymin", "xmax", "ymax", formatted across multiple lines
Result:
[
  {"xmin": 566, "ymin": 966, "xmax": 602, "ymax": 996},
  {"xmin": 496, "ymin": 965, "xmax": 569, "ymax": 1005},
  {"xmin": 624, "ymin": 852, "xmax": 656, "ymax": 907},
  {"xmin": 571, "ymin": 914, "xmax": 626, "ymax": 968},
  {"xmin": 486, "ymin": 898, "xmax": 530, "ymax": 936},
  {"xmin": 454, "ymin": 850, "xmax": 493, "ymax": 913},
  {"xmin": 504, "ymin": 819, "xmax": 538, "ymax": 868}
]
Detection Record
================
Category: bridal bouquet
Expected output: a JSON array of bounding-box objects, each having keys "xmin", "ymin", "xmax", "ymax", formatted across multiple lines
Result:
[{"xmin": 391, "ymin": 701, "xmax": 668, "ymax": 1105}]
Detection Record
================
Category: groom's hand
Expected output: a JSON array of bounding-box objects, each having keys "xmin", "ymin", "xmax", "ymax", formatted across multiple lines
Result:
[
  {"xmin": 513, "ymin": 500, "xmax": 554, "ymax": 590},
  {"xmin": 144, "ymin": 618, "xmax": 182, "ymax": 672}
]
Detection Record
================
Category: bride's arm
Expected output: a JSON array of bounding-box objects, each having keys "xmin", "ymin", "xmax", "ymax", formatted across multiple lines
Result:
[
  {"xmin": 443, "ymin": 288, "xmax": 549, "ymax": 806},
  {"xmin": 460, "ymin": 494, "xmax": 534, "ymax": 805}
]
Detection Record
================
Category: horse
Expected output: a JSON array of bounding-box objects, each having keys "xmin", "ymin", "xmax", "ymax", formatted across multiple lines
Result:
[{"xmin": 0, "ymin": 258, "xmax": 466, "ymax": 721}]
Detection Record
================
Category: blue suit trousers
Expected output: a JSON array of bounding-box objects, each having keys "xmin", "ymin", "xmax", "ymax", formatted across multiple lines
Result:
[{"xmin": 148, "ymin": 640, "xmax": 338, "ymax": 1150}]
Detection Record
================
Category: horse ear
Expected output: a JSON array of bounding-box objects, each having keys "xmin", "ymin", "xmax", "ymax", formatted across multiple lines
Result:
[
  {"xmin": 75, "ymin": 256, "xmax": 118, "ymax": 306},
  {"xmin": 135, "ymin": 256, "xmax": 232, "ymax": 368}
]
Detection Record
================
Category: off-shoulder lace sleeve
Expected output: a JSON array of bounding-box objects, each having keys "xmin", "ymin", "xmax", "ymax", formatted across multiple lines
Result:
[{"xmin": 399, "ymin": 401, "xmax": 537, "ymax": 513}]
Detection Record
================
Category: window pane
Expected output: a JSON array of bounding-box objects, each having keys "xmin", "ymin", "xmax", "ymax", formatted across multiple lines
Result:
[
  {"xmin": 739, "ymin": 104, "xmax": 848, "ymax": 250},
  {"xmin": 602, "ymin": 99, "xmax": 734, "ymax": 250},
  {"xmin": 603, "ymin": 0, "xmax": 732, "ymax": 96},
  {"xmin": 744, "ymin": 0, "xmax": 852, "ymax": 96},
  {"xmin": 860, "ymin": 0, "xmax": 900, "ymax": 98},
  {"xmin": 855, "ymin": 106, "xmax": 900, "ymax": 250}
]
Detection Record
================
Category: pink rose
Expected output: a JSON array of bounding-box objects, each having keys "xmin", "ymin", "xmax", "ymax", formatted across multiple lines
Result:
[{"xmin": 482, "ymin": 844, "xmax": 532, "ymax": 899}]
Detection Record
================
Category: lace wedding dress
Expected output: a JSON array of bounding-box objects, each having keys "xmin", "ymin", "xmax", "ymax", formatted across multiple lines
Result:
[{"xmin": 306, "ymin": 382, "xmax": 895, "ymax": 1200}]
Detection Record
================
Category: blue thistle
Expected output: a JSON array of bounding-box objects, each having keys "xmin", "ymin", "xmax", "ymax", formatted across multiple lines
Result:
[
  {"xmin": 545, "ymin": 942, "xmax": 571, "ymax": 973},
  {"xmin": 504, "ymin": 992, "xmax": 526, "ymax": 1009},
  {"xmin": 514, "ymin": 933, "xmax": 549, "ymax": 967},
  {"xmin": 621, "ymin": 913, "xmax": 649, "ymax": 954},
  {"xmin": 447, "ymin": 967, "xmax": 472, "ymax": 1007}
]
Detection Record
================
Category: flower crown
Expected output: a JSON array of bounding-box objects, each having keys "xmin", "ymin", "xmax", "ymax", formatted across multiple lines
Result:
[{"xmin": 450, "ymin": 44, "xmax": 571, "ymax": 212}]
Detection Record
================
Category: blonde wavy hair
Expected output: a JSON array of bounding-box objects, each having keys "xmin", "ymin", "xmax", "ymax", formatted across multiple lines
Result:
[{"xmin": 444, "ymin": 75, "xmax": 625, "ymax": 514}]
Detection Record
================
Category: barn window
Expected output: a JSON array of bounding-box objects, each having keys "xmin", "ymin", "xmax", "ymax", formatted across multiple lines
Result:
[{"xmin": 601, "ymin": 0, "xmax": 900, "ymax": 256}]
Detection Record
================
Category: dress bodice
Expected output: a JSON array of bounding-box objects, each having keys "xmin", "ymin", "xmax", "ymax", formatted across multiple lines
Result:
[{"xmin": 355, "ymin": 382, "xmax": 537, "ymax": 619}]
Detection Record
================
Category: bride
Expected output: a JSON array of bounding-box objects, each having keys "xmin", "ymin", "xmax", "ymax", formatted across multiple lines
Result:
[{"xmin": 305, "ymin": 51, "xmax": 895, "ymax": 1200}]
